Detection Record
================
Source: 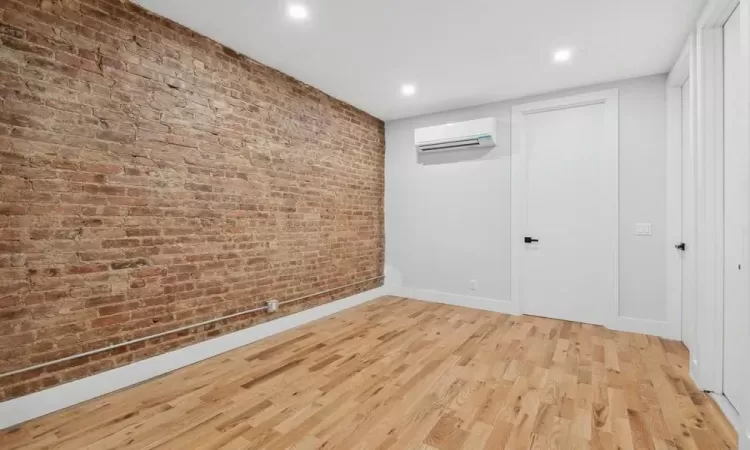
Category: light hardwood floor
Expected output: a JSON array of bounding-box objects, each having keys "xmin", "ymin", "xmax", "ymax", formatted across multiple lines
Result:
[{"xmin": 0, "ymin": 296, "xmax": 737, "ymax": 449}]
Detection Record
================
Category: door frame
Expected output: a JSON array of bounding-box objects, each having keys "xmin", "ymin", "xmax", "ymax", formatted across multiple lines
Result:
[
  {"xmin": 510, "ymin": 89, "xmax": 620, "ymax": 327},
  {"xmin": 685, "ymin": 0, "xmax": 750, "ymax": 445},
  {"xmin": 665, "ymin": 36, "xmax": 695, "ymax": 353},
  {"xmin": 741, "ymin": 0, "xmax": 750, "ymax": 440},
  {"xmin": 692, "ymin": 0, "xmax": 739, "ymax": 394}
]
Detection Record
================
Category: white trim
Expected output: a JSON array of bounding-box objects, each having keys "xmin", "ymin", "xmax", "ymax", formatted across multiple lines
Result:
[
  {"xmin": 0, "ymin": 286, "xmax": 389, "ymax": 430},
  {"xmin": 667, "ymin": 39, "xmax": 692, "ymax": 87},
  {"xmin": 612, "ymin": 317, "xmax": 678, "ymax": 340},
  {"xmin": 690, "ymin": 4, "xmax": 750, "ymax": 444},
  {"xmin": 690, "ymin": 357, "xmax": 703, "ymax": 389},
  {"xmin": 390, "ymin": 287, "xmax": 519, "ymax": 315},
  {"xmin": 710, "ymin": 393, "xmax": 742, "ymax": 432},
  {"xmin": 665, "ymin": 40, "xmax": 688, "ymax": 345},
  {"xmin": 666, "ymin": 35, "xmax": 697, "ymax": 348},
  {"xmin": 510, "ymin": 89, "xmax": 620, "ymax": 328},
  {"xmin": 392, "ymin": 286, "xmax": 675, "ymax": 339},
  {"xmin": 693, "ymin": 0, "xmax": 738, "ymax": 394},
  {"xmin": 699, "ymin": 25, "xmax": 726, "ymax": 393},
  {"xmin": 742, "ymin": 0, "xmax": 750, "ymax": 441},
  {"xmin": 710, "ymin": 392, "xmax": 750, "ymax": 450},
  {"xmin": 699, "ymin": 0, "xmax": 741, "ymax": 27}
]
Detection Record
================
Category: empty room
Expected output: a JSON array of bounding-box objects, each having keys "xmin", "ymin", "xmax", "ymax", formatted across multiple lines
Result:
[{"xmin": 0, "ymin": 0, "xmax": 749, "ymax": 449}]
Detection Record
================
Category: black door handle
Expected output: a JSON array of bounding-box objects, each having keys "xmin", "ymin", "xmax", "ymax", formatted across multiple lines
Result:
[
  {"xmin": 675, "ymin": 243, "xmax": 686, "ymax": 251},
  {"xmin": 524, "ymin": 237, "xmax": 539, "ymax": 243}
]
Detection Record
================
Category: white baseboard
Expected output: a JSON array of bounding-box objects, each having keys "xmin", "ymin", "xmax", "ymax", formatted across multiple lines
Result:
[
  {"xmin": 710, "ymin": 394, "xmax": 741, "ymax": 431},
  {"xmin": 390, "ymin": 287, "xmax": 680, "ymax": 341},
  {"xmin": 689, "ymin": 357, "xmax": 703, "ymax": 390},
  {"xmin": 710, "ymin": 393, "xmax": 750, "ymax": 450},
  {"xmin": 390, "ymin": 287, "xmax": 519, "ymax": 315},
  {"xmin": 610, "ymin": 316, "xmax": 678, "ymax": 340},
  {"xmin": 0, "ymin": 286, "xmax": 389, "ymax": 430}
]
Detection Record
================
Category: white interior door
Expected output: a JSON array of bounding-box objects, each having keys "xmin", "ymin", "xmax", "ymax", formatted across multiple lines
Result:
[
  {"xmin": 722, "ymin": 6, "xmax": 746, "ymax": 415},
  {"xmin": 512, "ymin": 91, "xmax": 618, "ymax": 326},
  {"xmin": 680, "ymin": 76, "xmax": 697, "ymax": 354}
]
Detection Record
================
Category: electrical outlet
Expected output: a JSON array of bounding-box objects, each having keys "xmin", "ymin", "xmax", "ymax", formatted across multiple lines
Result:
[
  {"xmin": 635, "ymin": 223, "xmax": 652, "ymax": 236},
  {"xmin": 470, "ymin": 279, "xmax": 478, "ymax": 291},
  {"xmin": 265, "ymin": 299, "xmax": 279, "ymax": 313}
]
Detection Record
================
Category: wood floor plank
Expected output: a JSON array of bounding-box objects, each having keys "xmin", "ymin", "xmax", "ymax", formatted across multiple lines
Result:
[{"xmin": 0, "ymin": 296, "xmax": 737, "ymax": 450}]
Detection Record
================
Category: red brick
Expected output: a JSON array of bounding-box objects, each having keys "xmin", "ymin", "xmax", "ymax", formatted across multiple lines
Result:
[
  {"xmin": 91, "ymin": 313, "xmax": 130, "ymax": 329},
  {"xmin": 102, "ymin": 238, "xmax": 140, "ymax": 248},
  {"xmin": 83, "ymin": 294, "xmax": 126, "ymax": 308},
  {"xmin": 0, "ymin": 204, "xmax": 28, "ymax": 215},
  {"xmin": 0, "ymin": 0, "xmax": 384, "ymax": 402},
  {"xmin": 67, "ymin": 264, "xmax": 109, "ymax": 275}
]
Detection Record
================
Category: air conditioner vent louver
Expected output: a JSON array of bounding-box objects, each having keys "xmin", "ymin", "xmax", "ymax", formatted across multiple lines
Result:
[
  {"xmin": 415, "ymin": 118, "xmax": 497, "ymax": 156},
  {"xmin": 419, "ymin": 138, "xmax": 483, "ymax": 152}
]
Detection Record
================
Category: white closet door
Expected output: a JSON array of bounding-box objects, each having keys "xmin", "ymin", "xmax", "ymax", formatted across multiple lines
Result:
[
  {"xmin": 514, "ymin": 92, "xmax": 618, "ymax": 326},
  {"xmin": 722, "ymin": 5, "xmax": 746, "ymax": 415}
]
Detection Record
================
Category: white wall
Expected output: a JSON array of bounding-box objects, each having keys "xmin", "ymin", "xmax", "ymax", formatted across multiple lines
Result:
[{"xmin": 386, "ymin": 74, "xmax": 670, "ymax": 330}]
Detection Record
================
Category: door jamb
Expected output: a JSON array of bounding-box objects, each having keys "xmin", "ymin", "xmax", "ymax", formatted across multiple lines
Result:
[
  {"xmin": 665, "ymin": 36, "xmax": 694, "ymax": 356},
  {"xmin": 510, "ymin": 89, "xmax": 620, "ymax": 327}
]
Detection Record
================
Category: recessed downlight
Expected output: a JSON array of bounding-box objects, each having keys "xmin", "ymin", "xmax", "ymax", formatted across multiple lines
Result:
[
  {"xmin": 553, "ymin": 48, "xmax": 573, "ymax": 63},
  {"xmin": 287, "ymin": 3, "xmax": 309, "ymax": 21},
  {"xmin": 401, "ymin": 84, "xmax": 417, "ymax": 97}
]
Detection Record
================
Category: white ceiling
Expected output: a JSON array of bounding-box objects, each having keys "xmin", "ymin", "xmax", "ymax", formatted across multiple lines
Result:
[{"xmin": 133, "ymin": 0, "xmax": 706, "ymax": 121}]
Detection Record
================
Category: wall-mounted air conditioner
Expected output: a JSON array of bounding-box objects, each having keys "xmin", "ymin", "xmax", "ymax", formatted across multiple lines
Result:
[{"xmin": 414, "ymin": 117, "xmax": 497, "ymax": 154}]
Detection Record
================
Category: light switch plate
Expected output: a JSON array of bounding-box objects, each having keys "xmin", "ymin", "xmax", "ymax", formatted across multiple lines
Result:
[{"xmin": 635, "ymin": 223, "xmax": 652, "ymax": 236}]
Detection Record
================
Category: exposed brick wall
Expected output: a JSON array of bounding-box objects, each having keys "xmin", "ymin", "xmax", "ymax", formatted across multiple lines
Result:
[{"xmin": 0, "ymin": 0, "xmax": 384, "ymax": 401}]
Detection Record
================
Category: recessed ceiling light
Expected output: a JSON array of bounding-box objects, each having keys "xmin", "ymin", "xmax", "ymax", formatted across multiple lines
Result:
[
  {"xmin": 401, "ymin": 84, "xmax": 416, "ymax": 97},
  {"xmin": 553, "ymin": 48, "xmax": 573, "ymax": 63},
  {"xmin": 287, "ymin": 3, "xmax": 309, "ymax": 21}
]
